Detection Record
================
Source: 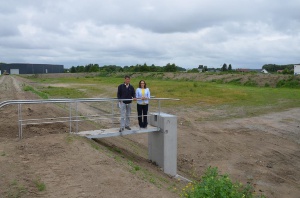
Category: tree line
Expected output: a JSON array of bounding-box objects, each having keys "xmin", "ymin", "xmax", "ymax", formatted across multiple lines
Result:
[
  {"xmin": 262, "ymin": 64, "xmax": 296, "ymax": 74},
  {"xmin": 69, "ymin": 63, "xmax": 186, "ymax": 73},
  {"xmin": 69, "ymin": 63, "xmax": 235, "ymax": 73}
]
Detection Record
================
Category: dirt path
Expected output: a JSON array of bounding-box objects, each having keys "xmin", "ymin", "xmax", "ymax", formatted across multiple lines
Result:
[{"xmin": 0, "ymin": 75, "xmax": 300, "ymax": 198}]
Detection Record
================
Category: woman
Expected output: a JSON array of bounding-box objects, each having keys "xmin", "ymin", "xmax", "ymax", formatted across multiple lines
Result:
[{"xmin": 136, "ymin": 80, "xmax": 150, "ymax": 128}]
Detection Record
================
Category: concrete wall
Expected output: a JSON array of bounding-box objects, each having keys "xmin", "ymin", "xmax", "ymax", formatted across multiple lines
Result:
[{"xmin": 148, "ymin": 113, "xmax": 177, "ymax": 176}]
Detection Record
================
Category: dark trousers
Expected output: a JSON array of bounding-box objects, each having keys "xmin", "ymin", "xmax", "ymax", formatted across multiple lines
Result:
[{"xmin": 137, "ymin": 104, "xmax": 148, "ymax": 128}]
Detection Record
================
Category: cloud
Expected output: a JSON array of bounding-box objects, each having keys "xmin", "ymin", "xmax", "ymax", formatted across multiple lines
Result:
[{"xmin": 0, "ymin": 0, "xmax": 299, "ymax": 69}]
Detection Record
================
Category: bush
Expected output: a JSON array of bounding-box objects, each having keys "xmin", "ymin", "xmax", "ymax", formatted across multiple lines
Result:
[
  {"xmin": 180, "ymin": 166, "xmax": 265, "ymax": 198},
  {"xmin": 276, "ymin": 77, "xmax": 300, "ymax": 88}
]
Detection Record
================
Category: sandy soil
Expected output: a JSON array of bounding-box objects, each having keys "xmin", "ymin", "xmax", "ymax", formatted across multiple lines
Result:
[{"xmin": 0, "ymin": 75, "xmax": 300, "ymax": 198}]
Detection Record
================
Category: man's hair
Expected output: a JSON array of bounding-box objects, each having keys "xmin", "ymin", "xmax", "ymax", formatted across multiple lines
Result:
[{"xmin": 124, "ymin": 75, "xmax": 130, "ymax": 79}]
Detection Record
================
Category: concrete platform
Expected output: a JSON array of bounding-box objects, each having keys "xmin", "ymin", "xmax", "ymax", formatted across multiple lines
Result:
[{"xmin": 76, "ymin": 126, "xmax": 160, "ymax": 139}]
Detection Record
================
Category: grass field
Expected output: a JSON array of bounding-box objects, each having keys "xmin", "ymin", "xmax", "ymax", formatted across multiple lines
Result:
[{"xmin": 26, "ymin": 74, "xmax": 300, "ymax": 119}]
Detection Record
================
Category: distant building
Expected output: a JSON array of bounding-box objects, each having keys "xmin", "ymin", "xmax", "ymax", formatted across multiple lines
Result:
[
  {"xmin": 261, "ymin": 69, "xmax": 268, "ymax": 74},
  {"xmin": 294, "ymin": 65, "xmax": 300, "ymax": 75},
  {"xmin": 0, "ymin": 63, "xmax": 64, "ymax": 75}
]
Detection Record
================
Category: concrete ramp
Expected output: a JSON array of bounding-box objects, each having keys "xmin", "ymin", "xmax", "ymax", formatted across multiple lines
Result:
[{"xmin": 76, "ymin": 126, "xmax": 160, "ymax": 139}]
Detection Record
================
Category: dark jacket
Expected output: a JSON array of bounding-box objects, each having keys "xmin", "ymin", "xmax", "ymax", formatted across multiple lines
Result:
[{"xmin": 117, "ymin": 83, "xmax": 135, "ymax": 104}]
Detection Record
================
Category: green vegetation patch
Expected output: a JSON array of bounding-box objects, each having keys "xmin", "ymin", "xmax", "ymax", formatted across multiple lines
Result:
[
  {"xmin": 34, "ymin": 179, "xmax": 46, "ymax": 191},
  {"xmin": 6, "ymin": 179, "xmax": 28, "ymax": 198},
  {"xmin": 276, "ymin": 76, "xmax": 300, "ymax": 88},
  {"xmin": 181, "ymin": 167, "xmax": 265, "ymax": 198},
  {"xmin": 23, "ymin": 85, "xmax": 48, "ymax": 99},
  {"xmin": 40, "ymin": 86, "xmax": 87, "ymax": 98},
  {"xmin": 25, "ymin": 75, "xmax": 300, "ymax": 112}
]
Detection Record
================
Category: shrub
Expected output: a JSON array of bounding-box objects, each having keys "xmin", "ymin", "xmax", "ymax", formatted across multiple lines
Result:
[
  {"xmin": 276, "ymin": 77, "xmax": 300, "ymax": 88},
  {"xmin": 180, "ymin": 166, "xmax": 265, "ymax": 198}
]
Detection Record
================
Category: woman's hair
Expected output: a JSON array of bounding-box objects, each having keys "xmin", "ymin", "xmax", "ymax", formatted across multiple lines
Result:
[{"xmin": 138, "ymin": 80, "xmax": 147, "ymax": 88}]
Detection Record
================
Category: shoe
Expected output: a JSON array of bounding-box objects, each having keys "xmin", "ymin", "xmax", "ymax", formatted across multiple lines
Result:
[
  {"xmin": 125, "ymin": 126, "xmax": 131, "ymax": 130},
  {"xmin": 119, "ymin": 128, "xmax": 124, "ymax": 132}
]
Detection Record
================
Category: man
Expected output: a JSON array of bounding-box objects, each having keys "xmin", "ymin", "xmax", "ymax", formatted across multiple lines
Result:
[{"xmin": 117, "ymin": 75, "xmax": 136, "ymax": 132}]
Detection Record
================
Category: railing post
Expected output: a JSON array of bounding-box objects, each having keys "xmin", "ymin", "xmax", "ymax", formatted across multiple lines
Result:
[
  {"xmin": 111, "ymin": 100, "xmax": 114, "ymax": 128},
  {"xmin": 69, "ymin": 102, "xmax": 72, "ymax": 133},
  {"xmin": 18, "ymin": 103, "xmax": 23, "ymax": 139},
  {"xmin": 75, "ymin": 101, "xmax": 78, "ymax": 133}
]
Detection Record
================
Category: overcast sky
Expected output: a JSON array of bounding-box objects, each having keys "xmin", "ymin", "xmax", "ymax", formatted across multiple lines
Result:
[{"xmin": 1, "ymin": 0, "xmax": 299, "ymax": 69}]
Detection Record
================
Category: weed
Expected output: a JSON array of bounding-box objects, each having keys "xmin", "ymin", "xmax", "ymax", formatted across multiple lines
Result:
[
  {"xmin": 34, "ymin": 179, "xmax": 46, "ymax": 191},
  {"xmin": 6, "ymin": 179, "xmax": 27, "ymax": 198},
  {"xmin": 65, "ymin": 134, "xmax": 76, "ymax": 143},
  {"xmin": 180, "ymin": 166, "xmax": 265, "ymax": 198}
]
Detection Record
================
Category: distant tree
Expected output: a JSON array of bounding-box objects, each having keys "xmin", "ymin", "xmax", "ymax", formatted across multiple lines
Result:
[
  {"xmin": 70, "ymin": 66, "xmax": 76, "ymax": 73},
  {"xmin": 100, "ymin": 65, "xmax": 122, "ymax": 73},
  {"xmin": 149, "ymin": 64, "xmax": 157, "ymax": 72},
  {"xmin": 228, "ymin": 64, "xmax": 232, "ymax": 71},
  {"xmin": 262, "ymin": 64, "xmax": 294, "ymax": 72},
  {"xmin": 203, "ymin": 66, "xmax": 208, "ymax": 72},
  {"xmin": 198, "ymin": 65, "xmax": 203, "ymax": 69},
  {"xmin": 140, "ymin": 63, "xmax": 150, "ymax": 72},
  {"xmin": 76, "ymin": 66, "xmax": 85, "ymax": 72},
  {"xmin": 164, "ymin": 63, "xmax": 177, "ymax": 72},
  {"xmin": 222, "ymin": 63, "xmax": 227, "ymax": 71},
  {"xmin": 89, "ymin": 64, "xmax": 99, "ymax": 72},
  {"xmin": 176, "ymin": 66, "xmax": 186, "ymax": 72},
  {"xmin": 84, "ymin": 64, "xmax": 91, "ymax": 72},
  {"xmin": 282, "ymin": 68, "xmax": 293, "ymax": 74}
]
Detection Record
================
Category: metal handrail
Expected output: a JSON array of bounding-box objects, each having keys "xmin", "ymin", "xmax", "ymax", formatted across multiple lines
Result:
[
  {"xmin": 0, "ymin": 98, "xmax": 179, "ymax": 108},
  {"xmin": 0, "ymin": 97, "xmax": 179, "ymax": 139}
]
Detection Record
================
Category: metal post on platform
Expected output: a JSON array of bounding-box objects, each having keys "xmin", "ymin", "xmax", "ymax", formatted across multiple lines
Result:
[
  {"xmin": 75, "ymin": 101, "xmax": 78, "ymax": 133},
  {"xmin": 69, "ymin": 102, "xmax": 72, "ymax": 133},
  {"xmin": 18, "ymin": 103, "xmax": 23, "ymax": 139},
  {"xmin": 111, "ymin": 100, "xmax": 114, "ymax": 128},
  {"xmin": 157, "ymin": 100, "xmax": 161, "ymax": 132}
]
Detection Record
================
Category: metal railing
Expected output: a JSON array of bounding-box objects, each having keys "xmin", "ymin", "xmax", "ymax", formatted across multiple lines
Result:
[{"xmin": 0, "ymin": 98, "xmax": 179, "ymax": 139}]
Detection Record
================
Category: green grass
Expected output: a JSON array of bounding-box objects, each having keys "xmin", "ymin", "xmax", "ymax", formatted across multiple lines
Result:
[
  {"xmin": 39, "ymin": 86, "xmax": 87, "ymax": 98},
  {"xmin": 23, "ymin": 85, "xmax": 48, "ymax": 99},
  {"xmin": 25, "ymin": 75, "xmax": 300, "ymax": 117}
]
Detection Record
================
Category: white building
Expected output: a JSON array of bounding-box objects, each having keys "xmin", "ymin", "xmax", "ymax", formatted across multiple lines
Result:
[{"xmin": 294, "ymin": 65, "xmax": 300, "ymax": 75}]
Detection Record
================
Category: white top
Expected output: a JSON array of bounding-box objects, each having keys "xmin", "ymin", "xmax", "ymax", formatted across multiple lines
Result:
[{"xmin": 135, "ymin": 88, "xmax": 150, "ymax": 104}]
